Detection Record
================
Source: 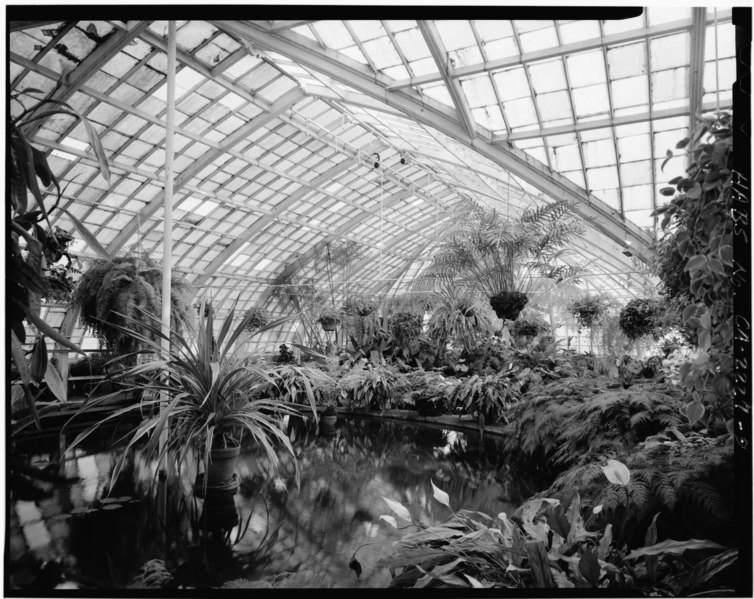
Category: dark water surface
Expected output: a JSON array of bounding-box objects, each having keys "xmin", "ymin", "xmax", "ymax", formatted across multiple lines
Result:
[{"xmin": 8, "ymin": 416, "xmax": 535, "ymax": 589}]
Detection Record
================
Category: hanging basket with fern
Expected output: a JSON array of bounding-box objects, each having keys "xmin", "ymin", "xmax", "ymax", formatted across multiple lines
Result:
[
  {"xmin": 568, "ymin": 295, "xmax": 609, "ymax": 330},
  {"xmin": 71, "ymin": 254, "xmax": 190, "ymax": 355},
  {"xmin": 318, "ymin": 307, "xmax": 340, "ymax": 331}
]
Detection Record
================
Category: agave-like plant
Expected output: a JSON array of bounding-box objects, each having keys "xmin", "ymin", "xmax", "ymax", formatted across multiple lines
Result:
[
  {"xmin": 413, "ymin": 201, "xmax": 586, "ymax": 320},
  {"xmin": 65, "ymin": 301, "xmax": 301, "ymax": 492}
]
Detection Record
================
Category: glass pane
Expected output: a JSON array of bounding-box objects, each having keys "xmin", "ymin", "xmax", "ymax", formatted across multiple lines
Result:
[
  {"xmin": 503, "ymin": 97, "xmax": 538, "ymax": 128},
  {"xmin": 650, "ymin": 33, "xmax": 689, "ymax": 71},
  {"xmin": 617, "ymin": 133, "xmax": 651, "ymax": 162},
  {"xmin": 620, "ymin": 160, "xmax": 653, "ymax": 186},
  {"xmin": 528, "ymin": 59, "xmax": 567, "ymax": 93},
  {"xmin": 572, "ymin": 84, "xmax": 610, "ymax": 118},
  {"xmin": 607, "ymin": 42, "xmax": 647, "ymax": 79},
  {"xmin": 651, "ymin": 68, "xmax": 687, "ymax": 103},
  {"xmin": 537, "ymin": 90, "xmax": 573, "ymax": 121},
  {"xmin": 566, "ymin": 50, "xmax": 607, "ymax": 87},
  {"xmin": 492, "ymin": 67, "xmax": 530, "ymax": 101},
  {"xmin": 611, "ymin": 75, "xmax": 648, "ymax": 109}
]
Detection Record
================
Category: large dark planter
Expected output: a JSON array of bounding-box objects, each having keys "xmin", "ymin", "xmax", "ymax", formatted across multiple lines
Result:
[
  {"xmin": 489, "ymin": 291, "xmax": 528, "ymax": 321},
  {"xmin": 320, "ymin": 321, "xmax": 337, "ymax": 332},
  {"xmin": 206, "ymin": 445, "xmax": 241, "ymax": 487}
]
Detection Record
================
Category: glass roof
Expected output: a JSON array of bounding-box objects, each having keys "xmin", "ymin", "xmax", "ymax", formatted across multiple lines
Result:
[{"xmin": 8, "ymin": 11, "xmax": 738, "ymax": 350}]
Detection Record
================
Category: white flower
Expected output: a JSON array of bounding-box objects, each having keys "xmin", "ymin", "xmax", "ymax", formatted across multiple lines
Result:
[{"xmin": 602, "ymin": 459, "xmax": 631, "ymax": 486}]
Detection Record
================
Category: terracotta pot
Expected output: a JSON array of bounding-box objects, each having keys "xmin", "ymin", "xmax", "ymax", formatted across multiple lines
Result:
[{"xmin": 206, "ymin": 445, "xmax": 241, "ymax": 486}]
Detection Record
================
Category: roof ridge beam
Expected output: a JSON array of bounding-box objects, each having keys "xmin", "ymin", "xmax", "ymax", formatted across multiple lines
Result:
[{"xmin": 417, "ymin": 20, "xmax": 477, "ymax": 140}]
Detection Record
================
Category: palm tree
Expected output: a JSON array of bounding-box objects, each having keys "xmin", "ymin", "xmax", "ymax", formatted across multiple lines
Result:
[{"xmin": 413, "ymin": 200, "xmax": 585, "ymax": 322}]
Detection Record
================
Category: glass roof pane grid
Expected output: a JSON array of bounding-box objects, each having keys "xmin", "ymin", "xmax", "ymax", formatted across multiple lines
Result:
[
  {"xmin": 550, "ymin": 26, "xmax": 588, "ymax": 211},
  {"xmin": 598, "ymin": 21, "xmax": 626, "ymax": 219}
]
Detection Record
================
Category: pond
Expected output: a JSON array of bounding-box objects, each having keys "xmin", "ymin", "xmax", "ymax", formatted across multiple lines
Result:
[{"xmin": 8, "ymin": 415, "xmax": 540, "ymax": 590}]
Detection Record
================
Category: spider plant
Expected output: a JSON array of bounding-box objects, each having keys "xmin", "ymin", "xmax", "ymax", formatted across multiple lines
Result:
[
  {"xmin": 65, "ymin": 301, "xmax": 300, "ymax": 492},
  {"xmin": 413, "ymin": 201, "xmax": 586, "ymax": 320}
]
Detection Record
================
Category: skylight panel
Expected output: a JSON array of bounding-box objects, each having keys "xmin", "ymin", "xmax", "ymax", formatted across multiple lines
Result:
[
  {"xmin": 607, "ymin": 42, "xmax": 646, "ymax": 79},
  {"xmin": 617, "ymin": 133, "xmax": 651, "ymax": 163},
  {"xmin": 571, "ymin": 84, "xmax": 610, "ymax": 119},
  {"xmin": 225, "ymin": 55, "xmax": 262, "ymax": 79},
  {"xmin": 312, "ymin": 21, "xmax": 354, "ymax": 50},
  {"xmin": 473, "ymin": 20, "xmax": 514, "ymax": 41},
  {"xmin": 703, "ymin": 57, "xmax": 736, "ymax": 97},
  {"xmin": 394, "ymin": 28, "xmax": 429, "ymax": 62},
  {"xmin": 651, "ymin": 68, "xmax": 687, "ymax": 104},
  {"xmin": 460, "ymin": 75, "xmax": 496, "ymax": 108},
  {"xmin": 51, "ymin": 137, "xmax": 88, "ymax": 161},
  {"xmin": 557, "ymin": 20, "xmax": 601, "ymax": 44},
  {"xmin": 346, "ymin": 20, "xmax": 385, "ymax": 42},
  {"xmin": 492, "ymin": 67, "xmax": 530, "ymax": 101},
  {"xmin": 420, "ymin": 83, "xmax": 454, "ymax": 107},
  {"xmin": 528, "ymin": 60, "xmax": 567, "ymax": 93},
  {"xmin": 383, "ymin": 65, "xmax": 410, "ymax": 80},
  {"xmin": 472, "ymin": 106, "xmax": 506, "ymax": 132},
  {"xmin": 384, "ymin": 21, "xmax": 415, "ymax": 33},
  {"xmin": 548, "ymin": 142, "xmax": 581, "ymax": 171},
  {"xmin": 650, "ymin": 33, "xmax": 690, "ymax": 71},
  {"xmin": 515, "ymin": 20, "xmax": 553, "ymax": 34},
  {"xmin": 586, "ymin": 166, "xmax": 618, "ymax": 190},
  {"xmin": 410, "ymin": 57, "xmax": 440, "ymax": 77},
  {"xmin": 339, "ymin": 45, "xmax": 368, "ymax": 64},
  {"xmin": 292, "ymin": 24, "xmax": 317, "ymax": 41},
  {"xmin": 435, "ymin": 20, "xmax": 476, "ymax": 52},
  {"xmin": 218, "ymin": 91, "xmax": 245, "ymax": 110},
  {"xmin": 481, "ymin": 37, "xmax": 519, "ymax": 60},
  {"xmin": 518, "ymin": 25, "xmax": 559, "ymax": 53},
  {"xmin": 620, "ymin": 161, "xmax": 653, "ymax": 187},
  {"xmin": 195, "ymin": 199, "xmax": 220, "ymax": 217},
  {"xmin": 537, "ymin": 91, "xmax": 572, "ymax": 121},
  {"xmin": 566, "ymin": 51, "xmax": 606, "ymax": 87},
  {"xmin": 611, "ymin": 76, "xmax": 648, "ymax": 109},
  {"xmin": 583, "ymin": 139, "xmax": 616, "ymax": 168},
  {"xmin": 362, "ymin": 36, "xmax": 402, "ymax": 70}
]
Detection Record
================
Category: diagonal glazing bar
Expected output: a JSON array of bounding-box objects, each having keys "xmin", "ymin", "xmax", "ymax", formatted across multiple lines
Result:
[
  {"xmin": 417, "ymin": 20, "xmax": 477, "ymax": 139},
  {"xmin": 212, "ymin": 20, "xmax": 654, "ymax": 261}
]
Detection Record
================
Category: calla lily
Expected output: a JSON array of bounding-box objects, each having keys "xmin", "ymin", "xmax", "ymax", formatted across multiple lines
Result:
[{"xmin": 602, "ymin": 459, "xmax": 631, "ymax": 486}]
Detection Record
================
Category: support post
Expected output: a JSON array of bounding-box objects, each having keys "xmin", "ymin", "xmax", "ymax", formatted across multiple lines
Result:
[{"xmin": 159, "ymin": 21, "xmax": 177, "ymax": 479}]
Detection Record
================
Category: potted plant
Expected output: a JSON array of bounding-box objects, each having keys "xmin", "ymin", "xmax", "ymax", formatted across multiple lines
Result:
[
  {"xmin": 244, "ymin": 305, "xmax": 270, "ymax": 333},
  {"xmin": 66, "ymin": 301, "xmax": 299, "ymax": 493},
  {"xmin": 317, "ymin": 306, "xmax": 340, "ymax": 332},
  {"xmin": 413, "ymin": 201, "xmax": 584, "ymax": 323}
]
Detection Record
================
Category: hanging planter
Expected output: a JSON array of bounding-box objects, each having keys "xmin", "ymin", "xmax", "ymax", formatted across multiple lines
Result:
[
  {"xmin": 318, "ymin": 307, "xmax": 340, "ymax": 332},
  {"xmin": 244, "ymin": 306, "xmax": 270, "ymax": 334},
  {"xmin": 489, "ymin": 291, "xmax": 528, "ymax": 321},
  {"xmin": 568, "ymin": 295, "xmax": 609, "ymax": 330}
]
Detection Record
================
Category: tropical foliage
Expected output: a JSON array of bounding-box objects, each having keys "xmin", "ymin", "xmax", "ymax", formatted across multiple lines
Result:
[
  {"xmin": 244, "ymin": 306, "xmax": 270, "ymax": 333},
  {"xmin": 652, "ymin": 110, "xmax": 739, "ymax": 429},
  {"xmin": 376, "ymin": 476, "xmax": 736, "ymax": 592},
  {"xmin": 65, "ymin": 302, "xmax": 299, "ymax": 491},
  {"xmin": 339, "ymin": 364, "xmax": 408, "ymax": 412},
  {"xmin": 412, "ymin": 200, "xmax": 585, "ymax": 309},
  {"xmin": 9, "ymin": 83, "xmax": 111, "ymax": 427},
  {"xmin": 449, "ymin": 372, "xmax": 520, "ymax": 424},
  {"xmin": 502, "ymin": 378, "xmax": 686, "ymax": 471},
  {"xmin": 618, "ymin": 298, "xmax": 663, "ymax": 341},
  {"xmin": 568, "ymin": 295, "xmax": 611, "ymax": 330}
]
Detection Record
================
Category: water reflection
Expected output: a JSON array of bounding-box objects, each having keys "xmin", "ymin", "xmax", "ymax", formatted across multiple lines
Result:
[{"xmin": 9, "ymin": 418, "xmax": 532, "ymax": 589}]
